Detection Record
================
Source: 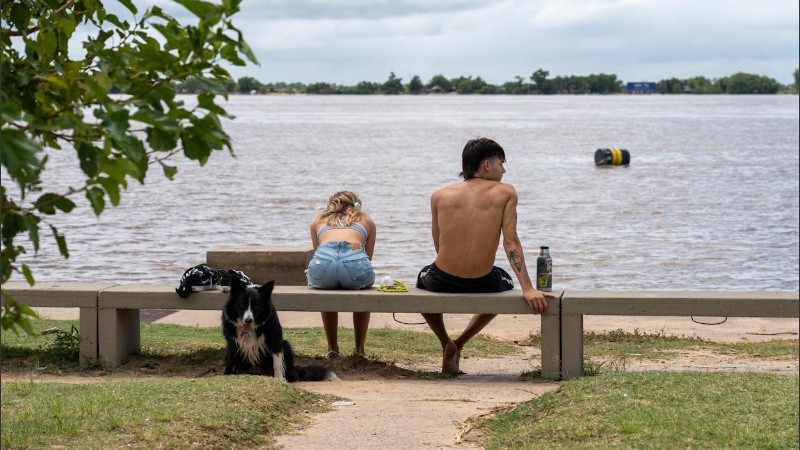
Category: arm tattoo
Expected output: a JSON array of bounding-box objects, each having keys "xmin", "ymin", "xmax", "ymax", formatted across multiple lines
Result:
[{"xmin": 507, "ymin": 250, "xmax": 523, "ymax": 273}]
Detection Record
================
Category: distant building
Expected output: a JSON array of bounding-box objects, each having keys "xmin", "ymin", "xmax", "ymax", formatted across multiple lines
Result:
[{"xmin": 626, "ymin": 82, "xmax": 657, "ymax": 94}]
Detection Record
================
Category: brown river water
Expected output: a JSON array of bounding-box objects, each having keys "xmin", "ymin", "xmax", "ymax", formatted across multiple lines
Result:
[{"xmin": 12, "ymin": 95, "xmax": 799, "ymax": 291}]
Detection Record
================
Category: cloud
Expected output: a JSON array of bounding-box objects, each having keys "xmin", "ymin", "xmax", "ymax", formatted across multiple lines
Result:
[{"xmin": 75, "ymin": 0, "xmax": 800, "ymax": 85}]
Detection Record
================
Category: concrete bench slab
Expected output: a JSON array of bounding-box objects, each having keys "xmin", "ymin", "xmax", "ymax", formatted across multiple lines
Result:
[
  {"xmin": 557, "ymin": 290, "xmax": 800, "ymax": 379},
  {"xmin": 2, "ymin": 281, "xmax": 119, "ymax": 365},
  {"xmin": 206, "ymin": 246, "xmax": 314, "ymax": 285}
]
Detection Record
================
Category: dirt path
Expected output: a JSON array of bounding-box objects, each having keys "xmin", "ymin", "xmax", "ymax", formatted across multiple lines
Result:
[
  {"xmin": 277, "ymin": 348, "xmax": 558, "ymax": 449},
  {"xmin": 274, "ymin": 347, "xmax": 798, "ymax": 450}
]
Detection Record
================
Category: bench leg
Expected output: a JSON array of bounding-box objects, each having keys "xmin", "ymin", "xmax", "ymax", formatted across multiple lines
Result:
[
  {"xmin": 78, "ymin": 307, "xmax": 98, "ymax": 366},
  {"xmin": 560, "ymin": 314, "xmax": 583, "ymax": 379},
  {"xmin": 98, "ymin": 308, "xmax": 140, "ymax": 367},
  {"xmin": 540, "ymin": 313, "xmax": 561, "ymax": 380}
]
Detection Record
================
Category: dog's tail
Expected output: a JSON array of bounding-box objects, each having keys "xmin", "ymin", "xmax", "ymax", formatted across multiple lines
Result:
[{"xmin": 295, "ymin": 364, "xmax": 340, "ymax": 382}]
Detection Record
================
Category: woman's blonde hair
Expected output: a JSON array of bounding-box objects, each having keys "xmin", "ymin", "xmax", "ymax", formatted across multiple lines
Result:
[{"xmin": 316, "ymin": 191, "xmax": 365, "ymax": 226}]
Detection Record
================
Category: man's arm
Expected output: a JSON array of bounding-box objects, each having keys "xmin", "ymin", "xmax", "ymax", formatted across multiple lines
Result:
[
  {"xmin": 501, "ymin": 186, "xmax": 552, "ymax": 313},
  {"xmin": 430, "ymin": 192, "xmax": 440, "ymax": 254}
]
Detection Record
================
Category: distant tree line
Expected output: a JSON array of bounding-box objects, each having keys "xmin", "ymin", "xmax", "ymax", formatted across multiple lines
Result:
[{"xmin": 178, "ymin": 68, "xmax": 800, "ymax": 95}]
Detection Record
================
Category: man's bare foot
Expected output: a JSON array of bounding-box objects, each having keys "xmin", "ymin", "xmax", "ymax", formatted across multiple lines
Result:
[
  {"xmin": 442, "ymin": 341, "xmax": 463, "ymax": 375},
  {"xmin": 456, "ymin": 348, "xmax": 465, "ymax": 374}
]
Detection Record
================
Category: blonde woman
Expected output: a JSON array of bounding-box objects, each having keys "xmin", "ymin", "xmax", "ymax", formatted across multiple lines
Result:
[{"xmin": 308, "ymin": 191, "xmax": 376, "ymax": 359}]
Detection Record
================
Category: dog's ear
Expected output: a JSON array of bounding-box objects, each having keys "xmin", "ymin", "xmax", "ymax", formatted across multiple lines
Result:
[
  {"xmin": 230, "ymin": 276, "xmax": 247, "ymax": 295},
  {"xmin": 258, "ymin": 280, "xmax": 275, "ymax": 297}
]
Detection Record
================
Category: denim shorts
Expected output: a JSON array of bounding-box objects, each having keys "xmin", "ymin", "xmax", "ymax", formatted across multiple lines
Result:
[{"xmin": 307, "ymin": 241, "xmax": 375, "ymax": 290}]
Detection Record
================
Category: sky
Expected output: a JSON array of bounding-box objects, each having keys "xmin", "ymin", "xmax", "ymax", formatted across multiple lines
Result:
[{"xmin": 151, "ymin": 1, "xmax": 799, "ymax": 85}]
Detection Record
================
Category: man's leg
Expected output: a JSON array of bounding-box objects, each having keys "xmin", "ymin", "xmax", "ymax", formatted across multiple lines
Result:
[
  {"xmin": 454, "ymin": 314, "xmax": 497, "ymax": 349},
  {"xmin": 422, "ymin": 313, "xmax": 460, "ymax": 375}
]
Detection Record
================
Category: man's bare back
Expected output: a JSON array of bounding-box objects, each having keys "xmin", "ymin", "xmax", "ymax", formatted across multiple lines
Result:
[{"xmin": 432, "ymin": 179, "xmax": 513, "ymax": 278}]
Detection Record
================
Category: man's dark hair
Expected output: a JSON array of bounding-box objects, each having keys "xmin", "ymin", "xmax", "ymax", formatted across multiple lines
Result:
[{"xmin": 460, "ymin": 138, "xmax": 506, "ymax": 180}]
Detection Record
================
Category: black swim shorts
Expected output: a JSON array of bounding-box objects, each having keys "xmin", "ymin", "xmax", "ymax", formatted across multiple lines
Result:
[{"xmin": 416, "ymin": 262, "xmax": 514, "ymax": 293}]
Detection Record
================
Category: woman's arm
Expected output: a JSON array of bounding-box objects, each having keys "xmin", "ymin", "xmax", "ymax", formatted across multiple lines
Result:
[
  {"xmin": 310, "ymin": 220, "xmax": 320, "ymax": 250},
  {"xmin": 364, "ymin": 217, "xmax": 377, "ymax": 260}
]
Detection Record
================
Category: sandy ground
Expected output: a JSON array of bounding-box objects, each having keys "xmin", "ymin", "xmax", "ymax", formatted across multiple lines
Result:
[{"xmin": 32, "ymin": 308, "xmax": 800, "ymax": 449}]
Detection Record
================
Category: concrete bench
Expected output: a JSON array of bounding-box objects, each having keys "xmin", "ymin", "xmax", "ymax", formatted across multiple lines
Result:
[
  {"xmin": 559, "ymin": 290, "xmax": 800, "ymax": 378},
  {"xmin": 95, "ymin": 285, "xmax": 562, "ymax": 378},
  {"xmin": 4, "ymin": 280, "xmax": 798, "ymax": 381},
  {"xmin": 1, "ymin": 281, "xmax": 118, "ymax": 365}
]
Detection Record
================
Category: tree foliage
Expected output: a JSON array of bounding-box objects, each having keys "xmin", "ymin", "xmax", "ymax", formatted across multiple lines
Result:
[
  {"xmin": 0, "ymin": 0, "xmax": 256, "ymax": 332},
  {"xmin": 380, "ymin": 72, "xmax": 403, "ymax": 95},
  {"xmin": 237, "ymin": 76, "xmax": 263, "ymax": 94},
  {"xmin": 717, "ymin": 72, "xmax": 782, "ymax": 94},
  {"xmin": 426, "ymin": 74, "xmax": 453, "ymax": 93},
  {"xmin": 407, "ymin": 75, "xmax": 424, "ymax": 95}
]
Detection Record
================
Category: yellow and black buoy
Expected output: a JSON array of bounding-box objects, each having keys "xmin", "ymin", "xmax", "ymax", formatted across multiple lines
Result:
[{"xmin": 594, "ymin": 147, "xmax": 630, "ymax": 166}]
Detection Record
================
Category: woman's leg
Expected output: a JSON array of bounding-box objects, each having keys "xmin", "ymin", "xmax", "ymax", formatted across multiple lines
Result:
[
  {"xmin": 321, "ymin": 312, "xmax": 339, "ymax": 354},
  {"xmin": 352, "ymin": 312, "xmax": 371, "ymax": 355}
]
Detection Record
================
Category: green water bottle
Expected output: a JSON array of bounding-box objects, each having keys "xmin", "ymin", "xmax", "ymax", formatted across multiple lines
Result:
[{"xmin": 536, "ymin": 246, "xmax": 552, "ymax": 292}]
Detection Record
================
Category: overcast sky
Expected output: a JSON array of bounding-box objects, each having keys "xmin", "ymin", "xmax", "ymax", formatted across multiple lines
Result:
[{"xmin": 168, "ymin": 1, "xmax": 799, "ymax": 85}]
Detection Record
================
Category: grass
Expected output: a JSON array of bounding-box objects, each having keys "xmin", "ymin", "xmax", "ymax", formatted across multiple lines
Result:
[
  {"xmin": 2, "ymin": 319, "xmax": 798, "ymax": 449},
  {"xmin": 526, "ymin": 328, "xmax": 799, "ymax": 361},
  {"xmin": 476, "ymin": 371, "xmax": 799, "ymax": 449},
  {"xmin": 2, "ymin": 376, "xmax": 330, "ymax": 449},
  {"xmin": 0, "ymin": 318, "xmax": 517, "ymax": 377}
]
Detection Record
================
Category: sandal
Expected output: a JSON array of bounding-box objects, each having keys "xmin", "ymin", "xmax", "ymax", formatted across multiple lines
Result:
[
  {"xmin": 352, "ymin": 351, "xmax": 371, "ymax": 361},
  {"xmin": 324, "ymin": 350, "xmax": 341, "ymax": 360}
]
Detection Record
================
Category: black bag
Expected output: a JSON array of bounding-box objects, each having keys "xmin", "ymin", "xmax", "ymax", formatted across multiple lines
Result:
[
  {"xmin": 175, "ymin": 264, "xmax": 221, "ymax": 298},
  {"xmin": 219, "ymin": 269, "xmax": 251, "ymax": 287}
]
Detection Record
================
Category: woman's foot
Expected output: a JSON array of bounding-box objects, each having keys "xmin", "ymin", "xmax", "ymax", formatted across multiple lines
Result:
[
  {"xmin": 324, "ymin": 350, "xmax": 341, "ymax": 360},
  {"xmin": 352, "ymin": 351, "xmax": 371, "ymax": 361}
]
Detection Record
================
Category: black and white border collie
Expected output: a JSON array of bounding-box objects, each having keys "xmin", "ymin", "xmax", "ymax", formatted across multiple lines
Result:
[{"xmin": 222, "ymin": 279, "xmax": 338, "ymax": 382}]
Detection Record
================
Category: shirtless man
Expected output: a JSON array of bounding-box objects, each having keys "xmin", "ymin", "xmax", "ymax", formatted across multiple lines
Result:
[{"xmin": 417, "ymin": 137, "xmax": 554, "ymax": 375}]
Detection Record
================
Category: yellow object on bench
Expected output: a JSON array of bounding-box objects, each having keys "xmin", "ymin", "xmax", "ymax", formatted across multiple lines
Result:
[{"xmin": 378, "ymin": 280, "xmax": 409, "ymax": 293}]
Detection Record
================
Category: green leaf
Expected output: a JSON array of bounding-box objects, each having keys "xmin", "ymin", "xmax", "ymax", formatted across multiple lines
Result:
[
  {"xmin": 0, "ymin": 295, "xmax": 38, "ymax": 336},
  {"xmin": 97, "ymin": 177, "xmax": 122, "ymax": 206},
  {"xmin": 161, "ymin": 162, "xmax": 178, "ymax": 180},
  {"xmin": 98, "ymin": 158, "xmax": 137, "ymax": 184},
  {"xmin": 76, "ymin": 142, "xmax": 102, "ymax": 177},
  {"xmin": 21, "ymin": 264, "xmax": 35, "ymax": 285},
  {"xmin": 197, "ymin": 92, "xmax": 229, "ymax": 116},
  {"xmin": 86, "ymin": 187, "xmax": 106, "ymax": 216},
  {"xmin": 8, "ymin": 3, "xmax": 32, "ymax": 31},
  {"xmin": 174, "ymin": 0, "xmax": 218, "ymax": 21},
  {"xmin": 0, "ymin": 129, "xmax": 44, "ymax": 187},
  {"xmin": 146, "ymin": 127, "xmax": 179, "ymax": 151},
  {"xmin": 50, "ymin": 225, "xmax": 69, "ymax": 258},
  {"xmin": 116, "ymin": 0, "xmax": 138, "ymax": 15},
  {"xmin": 180, "ymin": 127, "xmax": 211, "ymax": 163},
  {"xmin": 24, "ymin": 214, "xmax": 40, "ymax": 252},
  {"xmin": 131, "ymin": 108, "xmax": 180, "ymax": 131},
  {"xmin": 34, "ymin": 193, "xmax": 76, "ymax": 215}
]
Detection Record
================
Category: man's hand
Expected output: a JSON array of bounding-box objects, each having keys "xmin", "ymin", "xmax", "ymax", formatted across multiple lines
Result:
[{"xmin": 523, "ymin": 289, "xmax": 554, "ymax": 313}]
